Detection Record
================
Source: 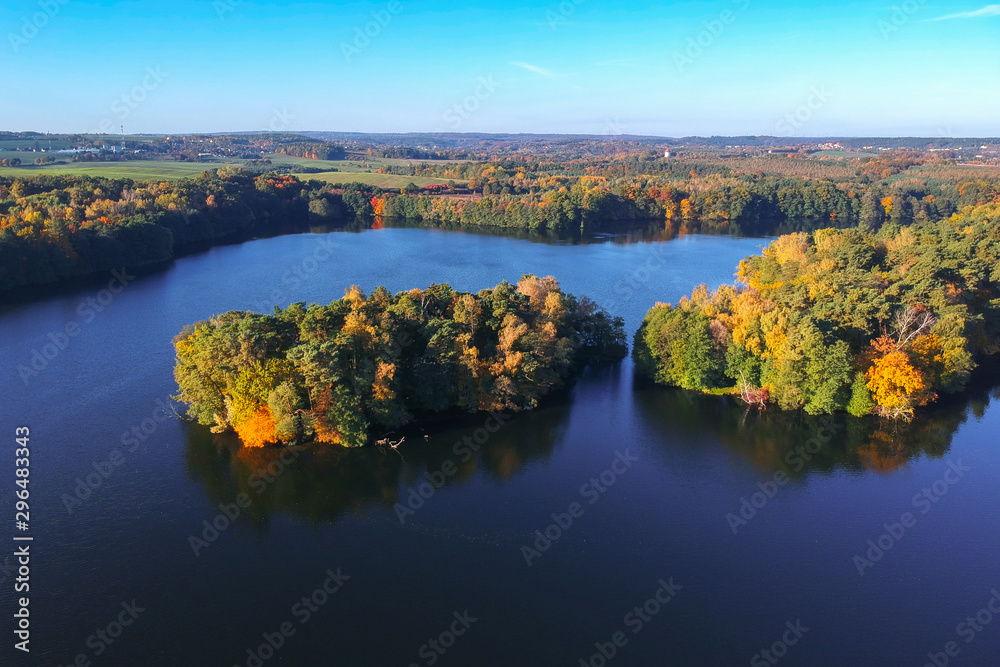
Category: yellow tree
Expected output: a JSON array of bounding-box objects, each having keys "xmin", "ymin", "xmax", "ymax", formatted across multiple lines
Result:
[
  {"xmin": 865, "ymin": 337, "xmax": 926, "ymax": 419},
  {"xmin": 234, "ymin": 407, "xmax": 279, "ymax": 448},
  {"xmin": 881, "ymin": 196, "xmax": 893, "ymax": 216}
]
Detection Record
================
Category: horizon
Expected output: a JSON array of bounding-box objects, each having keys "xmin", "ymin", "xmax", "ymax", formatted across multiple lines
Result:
[
  {"xmin": 3, "ymin": 0, "xmax": 999, "ymax": 136},
  {"xmin": 7, "ymin": 130, "xmax": 1000, "ymax": 141}
]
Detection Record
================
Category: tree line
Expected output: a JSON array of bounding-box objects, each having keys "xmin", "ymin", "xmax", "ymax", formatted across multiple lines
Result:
[
  {"xmin": 0, "ymin": 171, "xmax": 375, "ymax": 290},
  {"xmin": 376, "ymin": 171, "xmax": 999, "ymax": 234},
  {"xmin": 274, "ymin": 143, "xmax": 347, "ymax": 161},
  {"xmin": 3, "ymin": 162, "xmax": 998, "ymax": 291}
]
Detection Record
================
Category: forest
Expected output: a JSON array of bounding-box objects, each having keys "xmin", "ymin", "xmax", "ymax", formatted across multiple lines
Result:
[
  {"xmin": 3, "ymin": 149, "xmax": 999, "ymax": 291},
  {"xmin": 633, "ymin": 202, "xmax": 1000, "ymax": 419},
  {"xmin": 0, "ymin": 170, "xmax": 374, "ymax": 290},
  {"xmin": 172, "ymin": 276, "xmax": 627, "ymax": 447},
  {"xmin": 375, "ymin": 153, "xmax": 1000, "ymax": 234}
]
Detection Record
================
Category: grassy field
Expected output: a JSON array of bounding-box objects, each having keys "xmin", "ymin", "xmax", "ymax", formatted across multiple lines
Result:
[
  {"xmin": 0, "ymin": 158, "xmax": 241, "ymax": 180},
  {"xmin": 263, "ymin": 153, "xmax": 358, "ymax": 170},
  {"xmin": 0, "ymin": 139, "xmax": 77, "ymax": 150},
  {"xmin": 0, "ymin": 152, "xmax": 457, "ymax": 187},
  {"xmin": 0, "ymin": 150, "xmax": 395, "ymax": 177},
  {"xmin": 294, "ymin": 171, "xmax": 452, "ymax": 188},
  {"xmin": 812, "ymin": 150, "xmax": 876, "ymax": 158},
  {"xmin": 264, "ymin": 153, "xmax": 466, "ymax": 170},
  {"xmin": 341, "ymin": 152, "xmax": 471, "ymax": 166}
]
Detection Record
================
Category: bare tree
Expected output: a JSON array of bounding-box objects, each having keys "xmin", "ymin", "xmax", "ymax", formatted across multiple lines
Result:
[
  {"xmin": 738, "ymin": 372, "xmax": 768, "ymax": 410},
  {"xmin": 376, "ymin": 436, "xmax": 405, "ymax": 458},
  {"xmin": 891, "ymin": 306, "xmax": 937, "ymax": 348}
]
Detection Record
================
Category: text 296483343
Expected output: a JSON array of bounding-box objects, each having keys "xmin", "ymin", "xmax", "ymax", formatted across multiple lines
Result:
[{"xmin": 13, "ymin": 426, "xmax": 31, "ymax": 654}]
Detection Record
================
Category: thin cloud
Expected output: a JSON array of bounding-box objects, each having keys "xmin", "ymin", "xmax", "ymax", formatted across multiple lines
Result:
[
  {"xmin": 509, "ymin": 61, "xmax": 556, "ymax": 78},
  {"xmin": 928, "ymin": 4, "xmax": 1000, "ymax": 20}
]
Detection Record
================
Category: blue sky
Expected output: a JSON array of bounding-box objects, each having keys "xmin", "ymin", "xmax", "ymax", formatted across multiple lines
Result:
[{"xmin": 1, "ymin": 0, "xmax": 998, "ymax": 136}]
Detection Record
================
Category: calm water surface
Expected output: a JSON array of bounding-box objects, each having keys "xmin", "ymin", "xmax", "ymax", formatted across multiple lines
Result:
[{"xmin": 1, "ymin": 226, "xmax": 998, "ymax": 666}]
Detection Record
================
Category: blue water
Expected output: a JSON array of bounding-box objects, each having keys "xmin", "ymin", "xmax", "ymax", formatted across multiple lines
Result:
[{"xmin": 0, "ymin": 226, "xmax": 997, "ymax": 666}]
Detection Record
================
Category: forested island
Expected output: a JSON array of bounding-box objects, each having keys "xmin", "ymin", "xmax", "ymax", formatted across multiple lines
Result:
[
  {"xmin": 172, "ymin": 276, "xmax": 626, "ymax": 447},
  {"xmin": 634, "ymin": 202, "xmax": 1000, "ymax": 419}
]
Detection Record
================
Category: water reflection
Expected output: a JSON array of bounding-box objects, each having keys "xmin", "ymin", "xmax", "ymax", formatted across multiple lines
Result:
[
  {"xmin": 634, "ymin": 378, "xmax": 999, "ymax": 476},
  {"xmin": 325, "ymin": 216, "xmax": 805, "ymax": 246},
  {"xmin": 183, "ymin": 402, "xmax": 571, "ymax": 526},
  {"xmin": 315, "ymin": 217, "xmax": 688, "ymax": 246}
]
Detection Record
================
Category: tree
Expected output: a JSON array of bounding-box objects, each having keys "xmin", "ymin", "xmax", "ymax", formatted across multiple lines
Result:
[
  {"xmin": 308, "ymin": 197, "xmax": 336, "ymax": 220},
  {"xmin": 865, "ymin": 337, "xmax": 927, "ymax": 420},
  {"xmin": 633, "ymin": 308, "xmax": 722, "ymax": 391},
  {"xmin": 233, "ymin": 407, "xmax": 279, "ymax": 448},
  {"xmin": 847, "ymin": 372, "xmax": 875, "ymax": 417}
]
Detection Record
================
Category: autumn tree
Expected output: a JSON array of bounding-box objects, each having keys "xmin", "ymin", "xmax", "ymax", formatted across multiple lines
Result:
[
  {"xmin": 634, "ymin": 206, "xmax": 1000, "ymax": 419},
  {"xmin": 174, "ymin": 277, "xmax": 624, "ymax": 447}
]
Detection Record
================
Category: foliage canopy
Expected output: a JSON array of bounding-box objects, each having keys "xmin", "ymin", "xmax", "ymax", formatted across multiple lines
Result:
[{"xmin": 174, "ymin": 276, "xmax": 626, "ymax": 447}]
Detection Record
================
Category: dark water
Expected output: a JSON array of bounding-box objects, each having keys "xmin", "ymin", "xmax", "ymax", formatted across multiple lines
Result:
[{"xmin": 1, "ymin": 226, "xmax": 998, "ymax": 667}]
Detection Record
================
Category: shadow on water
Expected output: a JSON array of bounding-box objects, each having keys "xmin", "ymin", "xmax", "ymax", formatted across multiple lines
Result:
[
  {"xmin": 185, "ymin": 363, "xmax": 1000, "ymax": 529},
  {"xmin": 360, "ymin": 215, "xmax": 794, "ymax": 245},
  {"xmin": 183, "ymin": 400, "xmax": 573, "ymax": 527},
  {"xmin": 632, "ymin": 376, "xmax": 1000, "ymax": 477},
  {"xmin": 332, "ymin": 216, "xmax": 705, "ymax": 246}
]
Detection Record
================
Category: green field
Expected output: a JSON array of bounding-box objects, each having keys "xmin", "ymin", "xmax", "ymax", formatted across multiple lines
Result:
[
  {"xmin": 294, "ymin": 171, "xmax": 453, "ymax": 188},
  {"xmin": 263, "ymin": 153, "xmax": 358, "ymax": 170},
  {"xmin": 263, "ymin": 152, "xmax": 466, "ymax": 170},
  {"xmin": 812, "ymin": 150, "xmax": 876, "ymax": 158},
  {"xmin": 0, "ymin": 139, "xmax": 76, "ymax": 150},
  {"xmin": 0, "ymin": 157, "xmax": 242, "ymax": 180},
  {"xmin": 0, "ymin": 150, "xmax": 462, "ymax": 185}
]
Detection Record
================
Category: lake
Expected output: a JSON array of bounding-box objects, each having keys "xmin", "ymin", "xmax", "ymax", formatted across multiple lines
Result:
[{"xmin": 1, "ymin": 224, "xmax": 998, "ymax": 666}]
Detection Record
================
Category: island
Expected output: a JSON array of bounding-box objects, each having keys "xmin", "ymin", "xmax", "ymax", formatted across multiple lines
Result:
[
  {"xmin": 633, "ymin": 202, "xmax": 1000, "ymax": 419},
  {"xmin": 173, "ymin": 276, "xmax": 626, "ymax": 447}
]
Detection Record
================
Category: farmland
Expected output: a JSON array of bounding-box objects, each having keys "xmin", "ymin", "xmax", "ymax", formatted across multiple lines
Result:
[
  {"xmin": 294, "ymin": 171, "xmax": 453, "ymax": 188},
  {"xmin": 0, "ymin": 156, "xmax": 237, "ymax": 180},
  {"xmin": 0, "ymin": 150, "xmax": 461, "ymax": 184}
]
